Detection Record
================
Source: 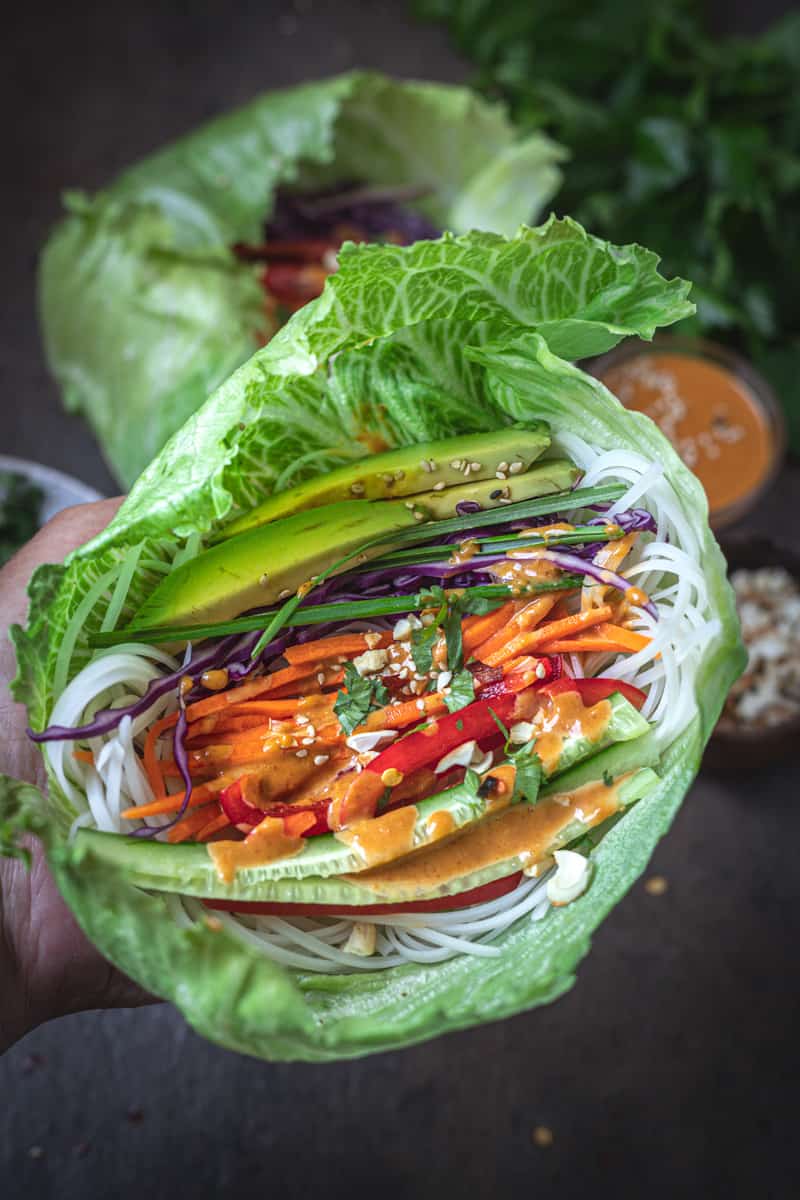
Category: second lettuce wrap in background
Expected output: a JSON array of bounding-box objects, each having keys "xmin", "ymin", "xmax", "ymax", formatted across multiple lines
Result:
[{"xmin": 38, "ymin": 70, "xmax": 563, "ymax": 487}]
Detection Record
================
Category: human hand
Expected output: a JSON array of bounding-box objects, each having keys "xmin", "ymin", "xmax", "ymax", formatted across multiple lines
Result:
[{"xmin": 0, "ymin": 499, "xmax": 154, "ymax": 1052}]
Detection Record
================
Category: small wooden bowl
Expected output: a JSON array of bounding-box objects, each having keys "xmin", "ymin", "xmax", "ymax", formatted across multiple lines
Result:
[{"xmin": 703, "ymin": 535, "xmax": 800, "ymax": 771}]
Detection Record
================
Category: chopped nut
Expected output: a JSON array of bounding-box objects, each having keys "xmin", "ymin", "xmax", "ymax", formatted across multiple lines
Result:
[{"xmin": 645, "ymin": 875, "xmax": 668, "ymax": 896}]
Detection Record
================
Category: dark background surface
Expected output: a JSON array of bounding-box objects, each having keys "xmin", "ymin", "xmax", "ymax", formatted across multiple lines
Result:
[{"xmin": 2, "ymin": 2, "xmax": 798, "ymax": 1198}]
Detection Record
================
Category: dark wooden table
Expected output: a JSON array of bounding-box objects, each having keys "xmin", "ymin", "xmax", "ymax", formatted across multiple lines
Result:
[{"xmin": 2, "ymin": 3, "xmax": 797, "ymax": 1197}]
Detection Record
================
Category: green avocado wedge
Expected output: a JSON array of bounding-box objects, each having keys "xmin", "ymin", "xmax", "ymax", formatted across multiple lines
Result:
[
  {"xmin": 130, "ymin": 457, "xmax": 579, "ymax": 630},
  {"xmin": 130, "ymin": 499, "xmax": 417, "ymax": 629},
  {"xmin": 219, "ymin": 424, "xmax": 552, "ymax": 540}
]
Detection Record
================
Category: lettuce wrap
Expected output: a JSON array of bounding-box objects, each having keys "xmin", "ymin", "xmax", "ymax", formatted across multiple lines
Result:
[
  {"xmin": 6, "ymin": 218, "xmax": 744, "ymax": 1061},
  {"xmin": 38, "ymin": 70, "xmax": 564, "ymax": 487}
]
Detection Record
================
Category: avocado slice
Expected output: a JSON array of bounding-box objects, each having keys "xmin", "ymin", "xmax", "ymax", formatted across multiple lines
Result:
[
  {"xmin": 218, "ymin": 425, "xmax": 552, "ymax": 541},
  {"xmin": 131, "ymin": 499, "xmax": 419, "ymax": 629},
  {"xmin": 131, "ymin": 457, "xmax": 579, "ymax": 631},
  {"xmin": 411, "ymin": 458, "xmax": 579, "ymax": 519}
]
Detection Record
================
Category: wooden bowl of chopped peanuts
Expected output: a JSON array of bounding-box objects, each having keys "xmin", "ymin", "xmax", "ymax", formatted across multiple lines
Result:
[{"xmin": 704, "ymin": 535, "xmax": 800, "ymax": 770}]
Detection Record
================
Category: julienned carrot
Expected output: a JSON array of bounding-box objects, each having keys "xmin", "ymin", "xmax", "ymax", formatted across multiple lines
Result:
[
  {"xmin": 284, "ymin": 632, "xmax": 391, "ymax": 667},
  {"xmin": 194, "ymin": 812, "xmax": 232, "ymax": 842},
  {"xmin": 167, "ymin": 802, "xmax": 220, "ymax": 844},
  {"xmin": 143, "ymin": 712, "xmax": 179, "ymax": 798},
  {"xmin": 482, "ymin": 604, "xmax": 614, "ymax": 666},
  {"xmin": 216, "ymin": 699, "xmax": 318, "ymax": 719},
  {"xmin": 473, "ymin": 595, "xmax": 560, "ymax": 663},
  {"xmin": 119, "ymin": 782, "xmax": 219, "ymax": 821},
  {"xmin": 359, "ymin": 692, "xmax": 448, "ymax": 732},
  {"xmin": 182, "ymin": 673, "xmax": 308, "ymax": 722},
  {"xmin": 538, "ymin": 623, "xmax": 651, "ymax": 654},
  {"xmin": 462, "ymin": 601, "xmax": 519, "ymax": 655},
  {"xmin": 263, "ymin": 669, "xmax": 344, "ymax": 700},
  {"xmin": 73, "ymin": 749, "xmax": 94, "ymax": 764}
]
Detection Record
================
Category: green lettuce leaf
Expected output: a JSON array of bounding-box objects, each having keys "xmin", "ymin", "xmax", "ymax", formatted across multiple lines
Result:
[
  {"xmin": 39, "ymin": 70, "xmax": 563, "ymax": 486},
  {"xmin": 9, "ymin": 219, "xmax": 744, "ymax": 1061}
]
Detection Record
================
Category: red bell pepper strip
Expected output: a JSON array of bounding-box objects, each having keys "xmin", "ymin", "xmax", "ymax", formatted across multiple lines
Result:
[
  {"xmin": 542, "ymin": 676, "xmax": 646, "ymax": 711},
  {"xmin": 203, "ymin": 870, "xmax": 524, "ymax": 917},
  {"xmin": 218, "ymin": 779, "xmax": 331, "ymax": 837},
  {"xmin": 365, "ymin": 692, "xmax": 517, "ymax": 781}
]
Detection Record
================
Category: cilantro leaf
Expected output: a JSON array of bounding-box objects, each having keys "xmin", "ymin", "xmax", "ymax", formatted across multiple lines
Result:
[
  {"xmin": 444, "ymin": 668, "xmax": 475, "ymax": 713},
  {"xmin": 333, "ymin": 662, "xmax": 389, "ymax": 735},
  {"xmin": 507, "ymin": 742, "xmax": 543, "ymax": 806}
]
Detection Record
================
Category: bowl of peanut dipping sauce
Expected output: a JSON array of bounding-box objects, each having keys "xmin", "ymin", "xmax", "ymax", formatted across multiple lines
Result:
[{"xmin": 590, "ymin": 338, "xmax": 786, "ymax": 529}]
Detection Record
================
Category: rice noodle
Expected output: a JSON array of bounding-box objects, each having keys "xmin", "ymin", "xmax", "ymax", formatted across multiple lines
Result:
[{"xmin": 41, "ymin": 431, "xmax": 714, "ymax": 973}]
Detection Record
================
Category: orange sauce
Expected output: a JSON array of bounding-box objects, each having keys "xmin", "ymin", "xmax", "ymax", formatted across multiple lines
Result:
[
  {"xmin": 600, "ymin": 352, "xmax": 774, "ymax": 517},
  {"xmin": 335, "ymin": 804, "xmax": 418, "ymax": 868},
  {"xmin": 351, "ymin": 774, "xmax": 631, "ymax": 895},
  {"xmin": 525, "ymin": 691, "xmax": 612, "ymax": 776},
  {"xmin": 208, "ymin": 817, "xmax": 306, "ymax": 884}
]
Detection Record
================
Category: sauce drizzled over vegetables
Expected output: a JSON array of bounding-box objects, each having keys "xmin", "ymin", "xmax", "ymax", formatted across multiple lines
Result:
[
  {"xmin": 209, "ymin": 817, "xmax": 308, "ymax": 884},
  {"xmin": 599, "ymin": 348, "xmax": 780, "ymax": 522},
  {"xmin": 351, "ymin": 774, "xmax": 633, "ymax": 895}
]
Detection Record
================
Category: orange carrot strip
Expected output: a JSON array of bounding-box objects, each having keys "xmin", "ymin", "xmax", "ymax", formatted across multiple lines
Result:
[
  {"xmin": 183, "ymin": 674, "xmax": 307, "ymax": 722},
  {"xmin": 483, "ymin": 604, "xmax": 614, "ymax": 666},
  {"xmin": 214, "ymin": 700, "xmax": 313, "ymax": 719},
  {"xmin": 143, "ymin": 712, "xmax": 179, "ymax": 798},
  {"xmin": 359, "ymin": 692, "xmax": 448, "ymax": 732},
  {"xmin": 473, "ymin": 595, "xmax": 560, "ymax": 663},
  {"xmin": 539, "ymin": 623, "xmax": 651, "ymax": 655},
  {"xmin": 167, "ymin": 802, "xmax": 220, "ymax": 844},
  {"xmin": 462, "ymin": 601, "xmax": 518, "ymax": 656},
  {"xmin": 284, "ymin": 632, "xmax": 390, "ymax": 667},
  {"xmin": 194, "ymin": 812, "xmax": 232, "ymax": 842},
  {"xmin": 73, "ymin": 749, "xmax": 94, "ymax": 764},
  {"xmin": 119, "ymin": 782, "xmax": 218, "ymax": 821}
]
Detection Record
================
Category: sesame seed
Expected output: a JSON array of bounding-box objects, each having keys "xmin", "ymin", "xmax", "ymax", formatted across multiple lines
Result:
[
  {"xmin": 433, "ymin": 481, "xmax": 446, "ymax": 491},
  {"xmin": 509, "ymin": 461, "xmax": 524, "ymax": 474},
  {"xmin": 470, "ymin": 460, "xmax": 482, "ymax": 471},
  {"xmin": 450, "ymin": 459, "xmax": 463, "ymax": 469},
  {"xmin": 350, "ymin": 482, "xmax": 365, "ymax": 495},
  {"xmin": 414, "ymin": 511, "xmax": 425, "ymax": 521},
  {"xmin": 301, "ymin": 736, "xmax": 315, "ymax": 746},
  {"xmin": 317, "ymin": 672, "xmax": 326, "ymax": 684},
  {"xmin": 495, "ymin": 470, "xmax": 507, "ymax": 481},
  {"xmin": 498, "ymin": 461, "xmax": 509, "ymax": 472},
  {"xmin": 405, "ymin": 501, "xmax": 415, "ymax": 510},
  {"xmin": 296, "ymin": 715, "xmax": 309, "ymax": 725},
  {"xmin": 313, "ymin": 754, "xmax": 330, "ymax": 766},
  {"xmin": 498, "ymin": 498, "xmax": 512, "ymax": 505},
  {"xmin": 416, "ymin": 699, "xmax": 426, "ymax": 710},
  {"xmin": 304, "ymin": 725, "xmax": 316, "ymax": 737},
  {"xmin": 278, "ymin": 588, "xmax": 292, "ymax": 600},
  {"xmin": 421, "ymin": 459, "xmax": 433, "ymax": 472},
  {"xmin": 259, "ymin": 572, "xmax": 269, "ymax": 586},
  {"xmin": 295, "ymin": 749, "xmax": 308, "ymax": 759}
]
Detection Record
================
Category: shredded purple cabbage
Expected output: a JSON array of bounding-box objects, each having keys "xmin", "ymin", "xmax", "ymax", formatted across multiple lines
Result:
[
  {"xmin": 588, "ymin": 505, "xmax": 658, "ymax": 534},
  {"xmin": 266, "ymin": 183, "xmax": 440, "ymax": 244},
  {"xmin": 495, "ymin": 548, "xmax": 657, "ymax": 619}
]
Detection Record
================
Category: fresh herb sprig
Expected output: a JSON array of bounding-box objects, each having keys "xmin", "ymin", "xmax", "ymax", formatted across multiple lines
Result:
[
  {"xmin": 417, "ymin": 0, "xmax": 800, "ymax": 447},
  {"xmin": 333, "ymin": 662, "xmax": 390, "ymax": 735}
]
